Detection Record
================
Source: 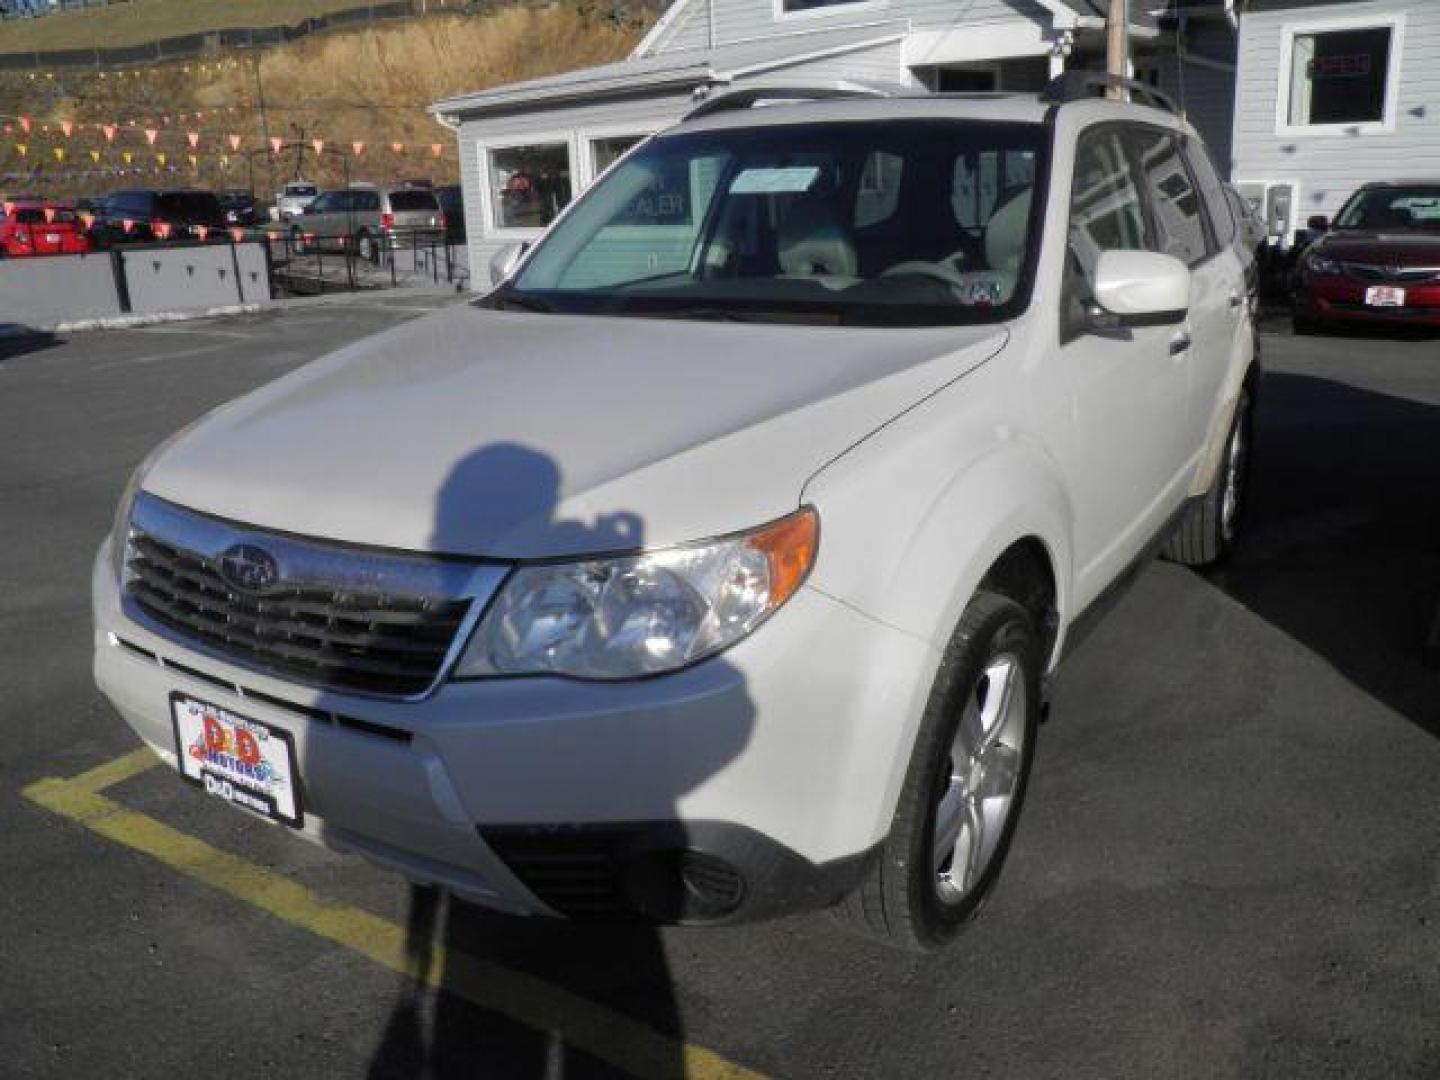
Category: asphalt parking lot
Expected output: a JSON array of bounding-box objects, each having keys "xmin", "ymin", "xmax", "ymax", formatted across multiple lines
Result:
[{"xmin": 4, "ymin": 301, "xmax": 1440, "ymax": 1079}]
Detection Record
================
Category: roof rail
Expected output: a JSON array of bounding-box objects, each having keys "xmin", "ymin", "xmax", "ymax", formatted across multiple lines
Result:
[
  {"xmin": 683, "ymin": 80, "xmax": 897, "ymax": 121},
  {"xmin": 1040, "ymin": 71, "xmax": 1177, "ymax": 114}
]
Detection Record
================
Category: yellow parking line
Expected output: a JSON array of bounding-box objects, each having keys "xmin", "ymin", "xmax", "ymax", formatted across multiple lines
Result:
[{"xmin": 23, "ymin": 750, "xmax": 764, "ymax": 1080}]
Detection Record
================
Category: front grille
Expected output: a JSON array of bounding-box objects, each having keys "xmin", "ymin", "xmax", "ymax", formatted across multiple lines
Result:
[
  {"xmin": 1339, "ymin": 262, "xmax": 1440, "ymax": 284},
  {"xmin": 123, "ymin": 493, "xmax": 504, "ymax": 698}
]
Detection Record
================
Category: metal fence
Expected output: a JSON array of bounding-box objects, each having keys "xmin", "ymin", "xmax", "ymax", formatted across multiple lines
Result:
[{"xmin": 265, "ymin": 227, "xmax": 467, "ymax": 296}]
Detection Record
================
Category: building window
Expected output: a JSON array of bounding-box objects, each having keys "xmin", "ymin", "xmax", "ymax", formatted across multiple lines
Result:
[
  {"xmin": 780, "ymin": 0, "xmax": 869, "ymax": 14},
  {"xmin": 488, "ymin": 143, "xmax": 573, "ymax": 230},
  {"xmin": 1286, "ymin": 25, "xmax": 1394, "ymax": 126},
  {"xmin": 591, "ymin": 135, "xmax": 644, "ymax": 175}
]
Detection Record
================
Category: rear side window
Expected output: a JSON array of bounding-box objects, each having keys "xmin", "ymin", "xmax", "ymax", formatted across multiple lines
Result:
[
  {"xmin": 1184, "ymin": 138, "xmax": 1234, "ymax": 248},
  {"xmin": 1127, "ymin": 128, "xmax": 1211, "ymax": 266},
  {"xmin": 387, "ymin": 191, "xmax": 439, "ymax": 212}
]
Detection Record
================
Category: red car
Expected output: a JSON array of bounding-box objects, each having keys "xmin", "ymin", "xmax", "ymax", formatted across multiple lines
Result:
[
  {"xmin": 0, "ymin": 201, "xmax": 92, "ymax": 257},
  {"xmin": 1293, "ymin": 182, "xmax": 1440, "ymax": 332}
]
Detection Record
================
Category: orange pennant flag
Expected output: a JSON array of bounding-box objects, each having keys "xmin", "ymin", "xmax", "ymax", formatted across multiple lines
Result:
[
  {"xmin": 391, "ymin": 142, "xmax": 405, "ymax": 154},
  {"xmin": 122, "ymin": 219, "xmax": 135, "ymax": 234},
  {"xmin": 229, "ymin": 227, "xmax": 246, "ymax": 243},
  {"xmin": 195, "ymin": 224, "xmax": 209, "ymax": 241},
  {"xmin": 43, "ymin": 206, "xmax": 56, "ymax": 223},
  {"xmin": 186, "ymin": 131, "xmax": 200, "ymax": 149},
  {"xmin": 351, "ymin": 141, "xmax": 365, "ymax": 157},
  {"xmin": 430, "ymin": 143, "xmax": 443, "ymax": 158},
  {"xmin": 311, "ymin": 138, "xmax": 325, "ymax": 155},
  {"xmin": 153, "ymin": 221, "xmax": 172, "ymax": 240},
  {"xmin": 60, "ymin": 119, "xmax": 73, "ymax": 138},
  {"xmin": 228, "ymin": 134, "xmax": 241, "ymax": 151},
  {"xmin": 103, "ymin": 124, "xmax": 117, "ymax": 142},
  {"xmin": 18, "ymin": 117, "xmax": 30, "ymax": 134},
  {"xmin": 90, "ymin": 149, "xmax": 101, "ymax": 163},
  {"xmin": 269, "ymin": 136, "xmax": 283, "ymax": 154},
  {"xmin": 145, "ymin": 128, "xmax": 158, "ymax": 145}
]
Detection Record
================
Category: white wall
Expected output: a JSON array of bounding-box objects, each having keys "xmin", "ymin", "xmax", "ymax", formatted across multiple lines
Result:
[{"xmin": 1232, "ymin": 0, "xmax": 1439, "ymax": 241}]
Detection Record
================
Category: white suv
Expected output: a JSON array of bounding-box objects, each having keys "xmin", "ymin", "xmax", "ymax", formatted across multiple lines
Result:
[{"xmin": 94, "ymin": 75, "xmax": 1256, "ymax": 951}]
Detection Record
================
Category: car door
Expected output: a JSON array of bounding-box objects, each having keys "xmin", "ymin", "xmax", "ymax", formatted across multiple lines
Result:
[
  {"xmin": 1126, "ymin": 125, "xmax": 1239, "ymax": 463},
  {"xmin": 1053, "ymin": 123, "xmax": 1195, "ymax": 607}
]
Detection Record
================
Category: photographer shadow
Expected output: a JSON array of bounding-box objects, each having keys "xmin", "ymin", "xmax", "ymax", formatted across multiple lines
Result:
[{"xmin": 365, "ymin": 441, "xmax": 756, "ymax": 1079}]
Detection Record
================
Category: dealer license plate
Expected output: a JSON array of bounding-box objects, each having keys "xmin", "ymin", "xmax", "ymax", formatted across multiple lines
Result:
[
  {"xmin": 171, "ymin": 694, "xmax": 302, "ymax": 827},
  {"xmin": 1365, "ymin": 285, "xmax": 1405, "ymax": 307}
]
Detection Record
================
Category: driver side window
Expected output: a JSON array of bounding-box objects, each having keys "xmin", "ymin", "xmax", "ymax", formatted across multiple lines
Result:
[{"xmin": 1063, "ymin": 127, "xmax": 1153, "ymax": 339}]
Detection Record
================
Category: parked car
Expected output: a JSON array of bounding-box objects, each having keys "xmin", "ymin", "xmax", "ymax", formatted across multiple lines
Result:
[
  {"xmin": 436, "ymin": 183, "xmax": 466, "ymax": 242},
  {"xmin": 90, "ymin": 189, "xmax": 228, "ymax": 246},
  {"xmin": 272, "ymin": 181, "xmax": 319, "ymax": 222},
  {"xmin": 94, "ymin": 76, "xmax": 1256, "ymax": 951},
  {"xmin": 1293, "ymin": 181, "xmax": 1440, "ymax": 332},
  {"xmin": 288, "ymin": 184, "xmax": 445, "ymax": 262},
  {"xmin": 218, "ymin": 189, "xmax": 258, "ymax": 229},
  {"xmin": 0, "ymin": 201, "xmax": 91, "ymax": 256}
]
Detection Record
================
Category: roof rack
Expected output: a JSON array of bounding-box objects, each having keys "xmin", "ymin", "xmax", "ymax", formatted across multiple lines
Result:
[
  {"xmin": 683, "ymin": 81, "xmax": 897, "ymax": 121},
  {"xmin": 1040, "ymin": 71, "xmax": 1177, "ymax": 115}
]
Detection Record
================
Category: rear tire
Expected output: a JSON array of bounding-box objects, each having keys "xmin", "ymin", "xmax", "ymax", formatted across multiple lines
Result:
[
  {"xmin": 1164, "ymin": 386, "xmax": 1252, "ymax": 566},
  {"xmin": 837, "ymin": 591, "xmax": 1040, "ymax": 952},
  {"xmin": 358, "ymin": 231, "xmax": 378, "ymax": 265}
]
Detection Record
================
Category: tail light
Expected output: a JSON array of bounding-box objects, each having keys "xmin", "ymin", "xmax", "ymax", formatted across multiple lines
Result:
[
  {"xmin": 438, "ymin": 213, "xmax": 449, "ymax": 230},
  {"xmin": 381, "ymin": 212, "xmax": 395, "ymax": 230},
  {"xmin": 152, "ymin": 220, "xmax": 173, "ymax": 240}
]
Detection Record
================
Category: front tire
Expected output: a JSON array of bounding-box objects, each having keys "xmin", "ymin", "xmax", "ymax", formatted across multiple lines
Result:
[
  {"xmin": 838, "ymin": 591, "xmax": 1040, "ymax": 952},
  {"xmin": 1164, "ymin": 387, "xmax": 1253, "ymax": 566}
]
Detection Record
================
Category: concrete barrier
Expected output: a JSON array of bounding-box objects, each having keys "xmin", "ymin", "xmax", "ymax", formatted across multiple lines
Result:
[
  {"xmin": 0, "ymin": 243, "xmax": 272, "ymax": 329},
  {"xmin": 120, "ymin": 243, "xmax": 270, "ymax": 314},
  {"xmin": 0, "ymin": 252, "xmax": 123, "ymax": 327}
]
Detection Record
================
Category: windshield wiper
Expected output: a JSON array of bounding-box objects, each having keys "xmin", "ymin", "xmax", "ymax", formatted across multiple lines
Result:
[
  {"xmin": 487, "ymin": 292, "xmax": 553, "ymax": 314},
  {"xmin": 635, "ymin": 305, "xmax": 841, "ymax": 326}
]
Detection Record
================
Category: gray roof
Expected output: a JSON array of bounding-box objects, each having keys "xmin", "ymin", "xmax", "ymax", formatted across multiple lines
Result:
[{"xmin": 430, "ymin": 23, "xmax": 907, "ymax": 118}]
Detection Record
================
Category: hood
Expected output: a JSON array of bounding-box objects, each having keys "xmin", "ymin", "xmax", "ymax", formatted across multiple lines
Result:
[
  {"xmin": 143, "ymin": 303, "xmax": 1005, "ymax": 558},
  {"xmin": 1314, "ymin": 231, "xmax": 1440, "ymax": 266}
]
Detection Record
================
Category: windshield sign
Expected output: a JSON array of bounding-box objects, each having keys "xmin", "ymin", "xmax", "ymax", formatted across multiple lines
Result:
[{"xmin": 491, "ymin": 120, "xmax": 1048, "ymax": 327}]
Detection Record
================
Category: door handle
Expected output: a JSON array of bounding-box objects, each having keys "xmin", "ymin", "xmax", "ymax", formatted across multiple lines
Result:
[{"xmin": 1169, "ymin": 331, "xmax": 1192, "ymax": 356}]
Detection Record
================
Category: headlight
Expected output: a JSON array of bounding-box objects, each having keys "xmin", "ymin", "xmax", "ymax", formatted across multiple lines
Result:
[
  {"xmin": 454, "ymin": 507, "xmax": 819, "ymax": 680},
  {"xmin": 107, "ymin": 419, "xmax": 209, "ymax": 582},
  {"xmin": 1304, "ymin": 251, "xmax": 1340, "ymax": 276}
]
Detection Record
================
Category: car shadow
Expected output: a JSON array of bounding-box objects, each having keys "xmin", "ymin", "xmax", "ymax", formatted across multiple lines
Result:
[
  {"xmin": 1205, "ymin": 370, "xmax": 1440, "ymax": 735},
  {"xmin": 0, "ymin": 326, "xmax": 61, "ymax": 363},
  {"xmin": 340, "ymin": 441, "xmax": 757, "ymax": 1078}
]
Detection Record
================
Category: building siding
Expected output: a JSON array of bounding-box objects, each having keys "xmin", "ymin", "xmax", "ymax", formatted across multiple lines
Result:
[
  {"xmin": 652, "ymin": 0, "xmax": 1054, "ymax": 55},
  {"xmin": 1231, "ymin": 0, "xmax": 1440, "ymax": 239}
]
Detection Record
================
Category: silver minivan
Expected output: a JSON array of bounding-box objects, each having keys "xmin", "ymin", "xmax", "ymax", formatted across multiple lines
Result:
[{"xmin": 290, "ymin": 184, "xmax": 446, "ymax": 262}]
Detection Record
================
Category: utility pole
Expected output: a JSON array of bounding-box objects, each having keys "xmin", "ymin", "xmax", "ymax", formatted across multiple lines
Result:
[
  {"xmin": 251, "ymin": 53, "xmax": 274, "ymax": 196},
  {"xmin": 1106, "ymin": 0, "xmax": 1128, "ymax": 100}
]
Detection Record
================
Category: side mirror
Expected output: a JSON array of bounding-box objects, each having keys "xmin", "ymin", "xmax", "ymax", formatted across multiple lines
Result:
[
  {"xmin": 1306, "ymin": 214, "xmax": 1329, "ymax": 232},
  {"xmin": 1088, "ymin": 250, "xmax": 1189, "ymax": 329},
  {"xmin": 489, "ymin": 241, "xmax": 530, "ymax": 286}
]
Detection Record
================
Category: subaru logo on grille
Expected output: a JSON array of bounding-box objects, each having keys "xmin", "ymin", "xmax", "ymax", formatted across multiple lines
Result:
[{"xmin": 218, "ymin": 543, "xmax": 279, "ymax": 593}]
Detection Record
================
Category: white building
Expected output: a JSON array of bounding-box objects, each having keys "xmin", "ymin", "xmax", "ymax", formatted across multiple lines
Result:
[
  {"xmin": 431, "ymin": 0, "xmax": 1241, "ymax": 276},
  {"xmin": 1230, "ymin": 0, "xmax": 1438, "ymax": 246}
]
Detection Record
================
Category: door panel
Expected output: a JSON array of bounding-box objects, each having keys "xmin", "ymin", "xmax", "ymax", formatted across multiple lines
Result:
[{"xmin": 1054, "ymin": 126, "xmax": 1193, "ymax": 607}]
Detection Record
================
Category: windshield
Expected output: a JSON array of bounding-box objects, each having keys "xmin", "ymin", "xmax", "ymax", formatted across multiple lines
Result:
[
  {"xmin": 1335, "ymin": 186, "xmax": 1440, "ymax": 232},
  {"xmin": 493, "ymin": 120, "xmax": 1048, "ymax": 327}
]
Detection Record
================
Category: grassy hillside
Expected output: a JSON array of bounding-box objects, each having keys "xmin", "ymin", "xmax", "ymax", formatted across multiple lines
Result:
[
  {"xmin": 0, "ymin": 0, "xmax": 440, "ymax": 53},
  {"xmin": 0, "ymin": 4, "xmax": 649, "ymax": 196}
]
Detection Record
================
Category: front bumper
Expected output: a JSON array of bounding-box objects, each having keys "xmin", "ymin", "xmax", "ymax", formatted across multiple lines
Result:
[
  {"xmin": 1297, "ymin": 275, "xmax": 1440, "ymax": 326},
  {"xmin": 93, "ymin": 540, "xmax": 936, "ymax": 922}
]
